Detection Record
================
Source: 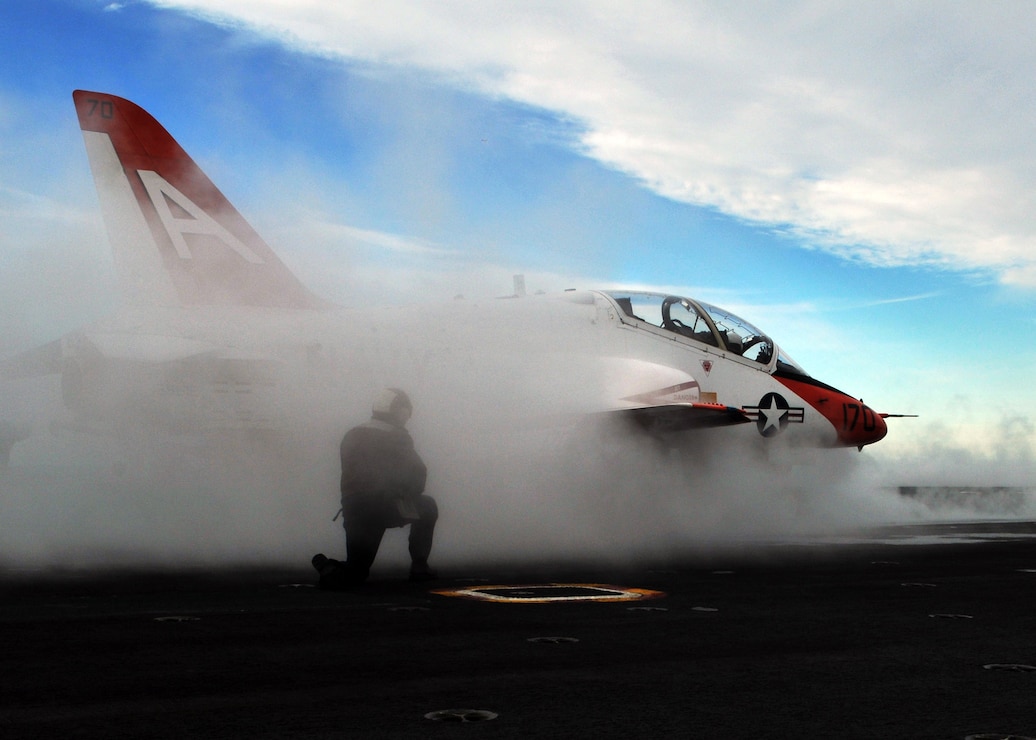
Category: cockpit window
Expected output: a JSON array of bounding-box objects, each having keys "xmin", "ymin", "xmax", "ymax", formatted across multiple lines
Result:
[
  {"xmin": 776, "ymin": 349, "xmax": 808, "ymax": 376},
  {"xmin": 696, "ymin": 300, "xmax": 774, "ymax": 365},
  {"xmin": 661, "ymin": 296, "xmax": 720, "ymax": 347},
  {"xmin": 605, "ymin": 291, "xmax": 782, "ymax": 369},
  {"xmin": 612, "ymin": 293, "xmax": 663, "ymax": 325}
]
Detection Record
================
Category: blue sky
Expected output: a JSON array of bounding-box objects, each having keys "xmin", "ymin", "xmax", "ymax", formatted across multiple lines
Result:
[{"xmin": 2, "ymin": 0, "xmax": 1035, "ymax": 478}]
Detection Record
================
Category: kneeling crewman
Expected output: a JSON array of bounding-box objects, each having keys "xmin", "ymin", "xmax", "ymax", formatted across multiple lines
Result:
[{"xmin": 313, "ymin": 388, "xmax": 438, "ymax": 588}]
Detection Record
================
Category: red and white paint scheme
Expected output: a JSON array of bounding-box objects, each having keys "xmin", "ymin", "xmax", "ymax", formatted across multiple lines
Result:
[{"xmin": 3, "ymin": 91, "xmax": 894, "ymax": 450}]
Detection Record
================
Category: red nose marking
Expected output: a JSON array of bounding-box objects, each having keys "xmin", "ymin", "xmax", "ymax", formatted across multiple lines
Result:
[{"xmin": 775, "ymin": 375, "xmax": 888, "ymax": 448}]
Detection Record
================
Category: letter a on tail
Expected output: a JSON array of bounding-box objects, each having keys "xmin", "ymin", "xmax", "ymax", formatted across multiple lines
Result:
[{"xmin": 73, "ymin": 90, "xmax": 328, "ymax": 310}]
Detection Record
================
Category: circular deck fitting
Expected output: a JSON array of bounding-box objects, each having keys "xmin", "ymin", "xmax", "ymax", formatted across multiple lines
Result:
[
  {"xmin": 153, "ymin": 616, "xmax": 200, "ymax": 622},
  {"xmin": 527, "ymin": 636, "xmax": 580, "ymax": 644},
  {"xmin": 982, "ymin": 664, "xmax": 1036, "ymax": 672},
  {"xmin": 929, "ymin": 613, "xmax": 974, "ymax": 619},
  {"xmin": 424, "ymin": 709, "xmax": 498, "ymax": 723},
  {"xmin": 432, "ymin": 583, "xmax": 665, "ymax": 604}
]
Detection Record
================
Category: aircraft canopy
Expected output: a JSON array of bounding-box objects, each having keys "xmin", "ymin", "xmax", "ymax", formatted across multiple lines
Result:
[{"xmin": 604, "ymin": 291, "xmax": 806, "ymax": 374}]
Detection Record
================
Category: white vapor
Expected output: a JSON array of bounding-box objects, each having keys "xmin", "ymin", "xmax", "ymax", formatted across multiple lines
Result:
[
  {"xmin": 0, "ymin": 364, "xmax": 923, "ymax": 572},
  {"xmin": 148, "ymin": 0, "xmax": 1036, "ymax": 286}
]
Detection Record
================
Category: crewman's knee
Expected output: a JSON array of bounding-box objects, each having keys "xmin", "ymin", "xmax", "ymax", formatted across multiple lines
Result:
[{"xmin": 418, "ymin": 495, "xmax": 438, "ymax": 523}]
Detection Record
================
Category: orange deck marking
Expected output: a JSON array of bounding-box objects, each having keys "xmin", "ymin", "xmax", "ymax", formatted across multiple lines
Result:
[{"xmin": 432, "ymin": 583, "xmax": 665, "ymax": 603}]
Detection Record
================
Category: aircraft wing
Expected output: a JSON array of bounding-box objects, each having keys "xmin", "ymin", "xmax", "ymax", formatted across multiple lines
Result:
[
  {"xmin": 79, "ymin": 333, "xmax": 224, "ymax": 364},
  {"xmin": 1, "ymin": 332, "xmax": 223, "ymax": 380},
  {"xmin": 615, "ymin": 403, "xmax": 751, "ymax": 434}
]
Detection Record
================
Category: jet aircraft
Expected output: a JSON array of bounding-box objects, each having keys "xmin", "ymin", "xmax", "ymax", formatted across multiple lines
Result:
[{"xmin": 1, "ymin": 91, "xmax": 892, "ymax": 462}]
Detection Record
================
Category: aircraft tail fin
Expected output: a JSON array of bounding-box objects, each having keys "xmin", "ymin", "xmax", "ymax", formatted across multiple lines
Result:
[{"xmin": 73, "ymin": 90, "xmax": 328, "ymax": 309}]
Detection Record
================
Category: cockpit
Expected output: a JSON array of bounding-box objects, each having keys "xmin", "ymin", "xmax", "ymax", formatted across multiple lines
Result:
[{"xmin": 603, "ymin": 291, "xmax": 807, "ymax": 375}]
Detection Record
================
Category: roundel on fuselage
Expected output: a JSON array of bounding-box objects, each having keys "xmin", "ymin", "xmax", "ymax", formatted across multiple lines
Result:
[{"xmin": 755, "ymin": 392, "xmax": 790, "ymax": 437}]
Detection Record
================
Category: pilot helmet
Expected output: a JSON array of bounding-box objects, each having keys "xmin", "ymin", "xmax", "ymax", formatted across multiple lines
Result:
[{"xmin": 372, "ymin": 387, "xmax": 413, "ymax": 426}]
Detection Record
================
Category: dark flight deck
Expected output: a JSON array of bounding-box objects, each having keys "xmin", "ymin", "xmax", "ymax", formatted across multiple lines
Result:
[{"xmin": 2, "ymin": 520, "xmax": 1035, "ymax": 739}]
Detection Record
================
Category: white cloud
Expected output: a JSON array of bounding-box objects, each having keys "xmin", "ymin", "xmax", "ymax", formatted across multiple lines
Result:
[
  {"xmin": 304, "ymin": 219, "xmax": 458, "ymax": 257},
  {"xmin": 147, "ymin": 0, "xmax": 1036, "ymax": 287}
]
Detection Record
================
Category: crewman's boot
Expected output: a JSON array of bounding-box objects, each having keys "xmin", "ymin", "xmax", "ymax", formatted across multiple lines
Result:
[{"xmin": 312, "ymin": 553, "xmax": 352, "ymax": 590}]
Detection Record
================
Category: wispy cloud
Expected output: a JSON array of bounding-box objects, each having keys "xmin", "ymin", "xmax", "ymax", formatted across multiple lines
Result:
[
  {"xmin": 0, "ymin": 184, "xmax": 97, "ymax": 227},
  {"xmin": 146, "ymin": 1, "xmax": 1036, "ymax": 287},
  {"xmin": 848, "ymin": 292, "xmax": 942, "ymax": 309},
  {"xmin": 308, "ymin": 220, "xmax": 458, "ymax": 257}
]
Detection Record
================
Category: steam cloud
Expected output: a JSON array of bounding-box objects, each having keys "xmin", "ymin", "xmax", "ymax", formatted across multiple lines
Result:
[{"xmin": 3, "ymin": 335, "xmax": 1031, "ymax": 575}]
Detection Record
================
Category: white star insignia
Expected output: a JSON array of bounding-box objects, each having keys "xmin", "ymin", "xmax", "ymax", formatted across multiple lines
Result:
[{"xmin": 759, "ymin": 396, "xmax": 788, "ymax": 433}]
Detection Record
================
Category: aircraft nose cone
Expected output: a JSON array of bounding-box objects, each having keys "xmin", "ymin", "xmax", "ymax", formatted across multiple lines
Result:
[
  {"xmin": 774, "ymin": 374, "xmax": 888, "ymax": 448},
  {"xmin": 835, "ymin": 401, "xmax": 888, "ymax": 448}
]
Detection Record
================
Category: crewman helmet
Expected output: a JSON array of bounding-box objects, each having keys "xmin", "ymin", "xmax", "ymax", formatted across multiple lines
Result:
[{"xmin": 372, "ymin": 388, "xmax": 413, "ymax": 426}]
